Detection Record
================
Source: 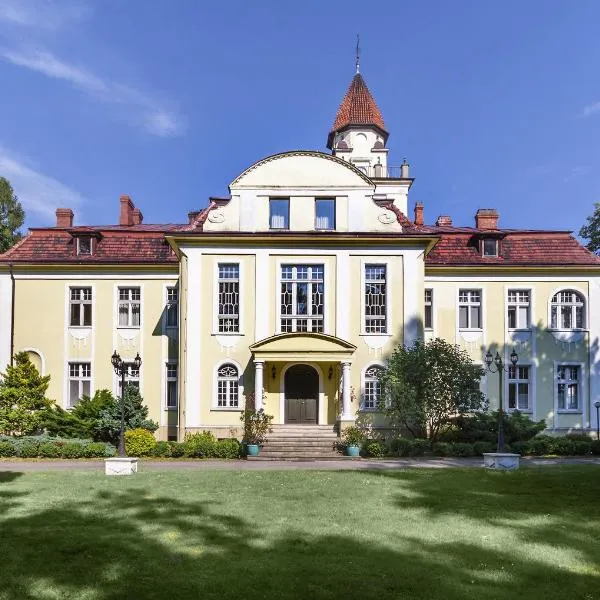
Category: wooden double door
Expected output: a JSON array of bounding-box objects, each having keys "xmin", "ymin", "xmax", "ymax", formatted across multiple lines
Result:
[{"xmin": 284, "ymin": 364, "xmax": 318, "ymax": 424}]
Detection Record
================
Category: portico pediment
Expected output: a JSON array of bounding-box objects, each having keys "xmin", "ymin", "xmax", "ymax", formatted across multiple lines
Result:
[{"xmin": 250, "ymin": 332, "xmax": 356, "ymax": 362}]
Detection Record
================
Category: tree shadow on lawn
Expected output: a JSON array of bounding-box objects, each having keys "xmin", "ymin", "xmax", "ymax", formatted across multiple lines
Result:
[{"xmin": 0, "ymin": 477, "xmax": 599, "ymax": 600}]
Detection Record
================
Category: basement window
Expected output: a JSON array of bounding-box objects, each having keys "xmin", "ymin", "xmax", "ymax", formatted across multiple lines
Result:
[
  {"xmin": 482, "ymin": 238, "xmax": 498, "ymax": 257},
  {"xmin": 77, "ymin": 237, "xmax": 92, "ymax": 256}
]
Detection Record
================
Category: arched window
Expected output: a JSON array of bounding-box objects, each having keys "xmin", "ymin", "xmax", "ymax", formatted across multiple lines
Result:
[
  {"xmin": 550, "ymin": 290, "xmax": 585, "ymax": 329},
  {"xmin": 217, "ymin": 363, "xmax": 239, "ymax": 408},
  {"xmin": 363, "ymin": 365, "xmax": 384, "ymax": 410}
]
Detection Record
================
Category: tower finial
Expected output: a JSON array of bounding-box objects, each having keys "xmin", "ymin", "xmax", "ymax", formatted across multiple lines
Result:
[{"xmin": 355, "ymin": 34, "xmax": 360, "ymax": 74}]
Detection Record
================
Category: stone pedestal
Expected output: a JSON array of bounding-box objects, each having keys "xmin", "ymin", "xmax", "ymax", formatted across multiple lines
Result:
[
  {"xmin": 483, "ymin": 453, "xmax": 520, "ymax": 470},
  {"xmin": 105, "ymin": 457, "xmax": 138, "ymax": 476}
]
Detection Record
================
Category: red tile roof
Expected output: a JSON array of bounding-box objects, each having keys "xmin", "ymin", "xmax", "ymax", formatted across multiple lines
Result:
[{"xmin": 330, "ymin": 74, "xmax": 387, "ymax": 137}]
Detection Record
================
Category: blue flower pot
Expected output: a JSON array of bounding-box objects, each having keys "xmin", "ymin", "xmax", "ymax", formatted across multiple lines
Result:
[
  {"xmin": 346, "ymin": 445, "xmax": 360, "ymax": 457},
  {"xmin": 246, "ymin": 444, "xmax": 260, "ymax": 457}
]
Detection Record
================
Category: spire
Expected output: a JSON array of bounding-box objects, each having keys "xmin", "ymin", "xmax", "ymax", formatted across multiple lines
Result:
[
  {"xmin": 355, "ymin": 34, "xmax": 360, "ymax": 74},
  {"xmin": 327, "ymin": 71, "xmax": 388, "ymax": 149}
]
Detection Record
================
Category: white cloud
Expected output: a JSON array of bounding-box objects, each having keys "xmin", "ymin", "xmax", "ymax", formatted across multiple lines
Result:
[
  {"xmin": 564, "ymin": 165, "xmax": 592, "ymax": 183},
  {"xmin": 0, "ymin": 0, "xmax": 89, "ymax": 30},
  {"xmin": 580, "ymin": 101, "xmax": 600, "ymax": 118},
  {"xmin": 0, "ymin": 146, "xmax": 87, "ymax": 222},
  {"xmin": 1, "ymin": 48, "xmax": 185, "ymax": 137}
]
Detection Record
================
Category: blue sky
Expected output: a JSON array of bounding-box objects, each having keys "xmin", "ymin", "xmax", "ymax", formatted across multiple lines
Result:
[{"xmin": 1, "ymin": 0, "xmax": 600, "ymax": 234}]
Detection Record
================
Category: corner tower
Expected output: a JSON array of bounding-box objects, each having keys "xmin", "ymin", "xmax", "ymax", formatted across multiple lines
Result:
[{"xmin": 327, "ymin": 71, "xmax": 389, "ymax": 176}]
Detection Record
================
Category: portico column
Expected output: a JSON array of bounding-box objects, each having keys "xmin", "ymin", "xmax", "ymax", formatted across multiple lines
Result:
[
  {"xmin": 254, "ymin": 360, "xmax": 264, "ymax": 411},
  {"xmin": 340, "ymin": 361, "xmax": 352, "ymax": 420}
]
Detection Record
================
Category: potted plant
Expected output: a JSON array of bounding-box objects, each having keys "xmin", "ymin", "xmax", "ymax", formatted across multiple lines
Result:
[
  {"xmin": 240, "ymin": 408, "xmax": 273, "ymax": 456},
  {"xmin": 342, "ymin": 426, "xmax": 364, "ymax": 457}
]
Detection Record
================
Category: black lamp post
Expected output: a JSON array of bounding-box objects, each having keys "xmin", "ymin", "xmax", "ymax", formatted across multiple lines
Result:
[
  {"xmin": 594, "ymin": 400, "xmax": 600, "ymax": 441},
  {"xmin": 111, "ymin": 350, "xmax": 142, "ymax": 457},
  {"xmin": 484, "ymin": 348, "xmax": 518, "ymax": 453}
]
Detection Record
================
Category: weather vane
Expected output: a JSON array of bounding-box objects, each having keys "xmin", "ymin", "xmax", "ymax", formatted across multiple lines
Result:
[{"xmin": 355, "ymin": 34, "xmax": 360, "ymax": 74}]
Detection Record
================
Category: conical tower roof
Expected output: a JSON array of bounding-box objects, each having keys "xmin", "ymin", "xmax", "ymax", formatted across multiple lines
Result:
[{"xmin": 327, "ymin": 73, "xmax": 388, "ymax": 148}]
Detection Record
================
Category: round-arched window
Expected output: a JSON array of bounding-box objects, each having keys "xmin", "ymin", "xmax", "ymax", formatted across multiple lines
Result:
[
  {"xmin": 217, "ymin": 364, "xmax": 239, "ymax": 408},
  {"xmin": 550, "ymin": 290, "xmax": 585, "ymax": 329}
]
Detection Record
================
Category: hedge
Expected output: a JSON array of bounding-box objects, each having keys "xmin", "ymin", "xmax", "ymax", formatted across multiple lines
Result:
[{"xmin": 0, "ymin": 435, "xmax": 116, "ymax": 458}]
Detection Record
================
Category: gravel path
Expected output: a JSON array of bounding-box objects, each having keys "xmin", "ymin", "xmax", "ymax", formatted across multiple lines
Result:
[{"xmin": 0, "ymin": 456, "xmax": 598, "ymax": 472}]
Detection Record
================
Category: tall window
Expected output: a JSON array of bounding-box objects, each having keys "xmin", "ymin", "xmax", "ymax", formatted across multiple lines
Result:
[
  {"xmin": 166, "ymin": 364, "xmax": 178, "ymax": 409},
  {"xmin": 424, "ymin": 289, "xmax": 433, "ymax": 329},
  {"xmin": 118, "ymin": 287, "xmax": 141, "ymax": 327},
  {"xmin": 364, "ymin": 366, "xmax": 384, "ymax": 410},
  {"xmin": 166, "ymin": 287, "xmax": 178, "ymax": 328},
  {"xmin": 281, "ymin": 264, "xmax": 324, "ymax": 332},
  {"xmin": 269, "ymin": 198, "xmax": 289, "ymax": 229},
  {"xmin": 556, "ymin": 365, "xmax": 580, "ymax": 411},
  {"xmin": 507, "ymin": 290, "xmax": 530, "ymax": 329},
  {"xmin": 68, "ymin": 362, "xmax": 91, "ymax": 407},
  {"xmin": 118, "ymin": 362, "xmax": 140, "ymax": 395},
  {"xmin": 315, "ymin": 198, "xmax": 335, "ymax": 230},
  {"xmin": 508, "ymin": 365, "xmax": 530, "ymax": 411},
  {"xmin": 70, "ymin": 287, "xmax": 92, "ymax": 327},
  {"xmin": 217, "ymin": 363, "xmax": 239, "ymax": 408},
  {"xmin": 364, "ymin": 264, "xmax": 387, "ymax": 333},
  {"xmin": 550, "ymin": 290, "xmax": 584, "ymax": 329},
  {"xmin": 218, "ymin": 264, "xmax": 240, "ymax": 333},
  {"xmin": 458, "ymin": 289, "xmax": 481, "ymax": 329}
]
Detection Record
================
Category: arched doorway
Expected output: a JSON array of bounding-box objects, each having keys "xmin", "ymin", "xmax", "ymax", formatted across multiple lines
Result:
[{"xmin": 284, "ymin": 364, "xmax": 319, "ymax": 424}]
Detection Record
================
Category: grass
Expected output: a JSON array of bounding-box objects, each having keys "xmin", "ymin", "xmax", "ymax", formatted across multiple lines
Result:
[{"xmin": 0, "ymin": 467, "xmax": 599, "ymax": 599}]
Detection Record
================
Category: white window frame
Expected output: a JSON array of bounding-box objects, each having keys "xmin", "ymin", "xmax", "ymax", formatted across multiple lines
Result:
[
  {"xmin": 361, "ymin": 262, "xmax": 390, "ymax": 335},
  {"xmin": 116, "ymin": 361, "xmax": 141, "ymax": 397},
  {"xmin": 269, "ymin": 198, "xmax": 290, "ymax": 230},
  {"xmin": 555, "ymin": 362, "xmax": 584, "ymax": 413},
  {"xmin": 481, "ymin": 238, "xmax": 498, "ymax": 257},
  {"xmin": 507, "ymin": 365, "xmax": 531, "ymax": 412},
  {"xmin": 67, "ymin": 362, "xmax": 92, "ymax": 408},
  {"xmin": 458, "ymin": 289, "xmax": 482, "ymax": 330},
  {"xmin": 549, "ymin": 288, "xmax": 586, "ymax": 331},
  {"xmin": 212, "ymin": 360, "xmax": 243, "ymax": 410},
  {"xmin": 165, "ymin": 362, "xmax": 178, "ymax": 410},
  {"xmin": 212, "ymin": 260, "xmax": 245, "ymax": 335},
  {"xmin": 315, "ymin": 198, "xmax": 336, "ymax": 231},
  {"xmin": 165, "ymin": 286, "xmax": 178, "ymax": 329},
  {"xmin": 424, "ymin": 288, "xmax": 433, "ymax": 330},
  {"xmin": 117, "ymin": 286, "xmax": 142, "ymax": 328},
  {"xmin": 361, "ymin": 364, "xmax": 385, "ymax": 411},
  {"xmin": 69, "ymin": 286, "xmax": 93, "ymax": 328},
  {"xmin": 217, "ymin": 262, "xmax": 240, "ymax": 334},
  {"xmin": 507, "ymin": 288, "xmax": 531, "ymax": 330},
  {"xmin": 76, "ymin": 236, "xmax": 93, "ymax": 256}
]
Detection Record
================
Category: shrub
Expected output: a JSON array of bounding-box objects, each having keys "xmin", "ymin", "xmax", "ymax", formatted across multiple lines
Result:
[
  {"xmin": 451, "ymin": 443, "xmax": 475, "ymax": 457},
  {"xmin": 38, "ymin": 442, "xmax": 62, "ymax": 458},
  {"xmin": 565, "ymin": 433, "xmax": 592, "ymax": 442},
  {"xmin": 390, "ymin": 437, "xmax": 413, "ymax": 457},
  {"xmin": 214, "ymin": 438, "xmax": 242, "ymax": 459},
  {"xmin": 16, "ymin": 440, "xmax": 40, "ymax": 458},
  {"xmin": 432, "ymin": 441, "xmax": 452, "ymax": 456},
  {"xmin": 551, "ymin": 438, "xmax": 576, "ymax": 456},
  {"xmin": 169, "ymin": 441, "xmax": 186, "ymax": 457},
  {"xmin": 240, "ymin": 408, "xmax": 273, "ymax": 445},
  {"xmin": 151, "ymin": 441, "xmax": 171, "ymax": 457},
  {"xmin": 527, "ymin": 435, "xmax": 554, "ymax": 456},
  {"xmin": 341, "ymin": 426, "xmax": 365, "ymax": 448},
  {"xmin": 184, "ymin": 431, "xmax": 216, "ymax": 458},
  {"xmin": 408, "ymin": 439, "xmax": 430, "ymax": 456},
  {"xmin": 591, "ymin": 440, "xmax": 600, "ymax": 456},
  {"xmin": 473, "ymin": 441, "xmax": 496, "ymax": 456},
  {"xmin": 61, "ymin": 442, "xmax": 84, "ymax": 458},
  {"xmin": 0, "ymin": 440, "xmax": 16, "ymax": 457},
  {"xmin": 124, "ymin": 428, "xmax": 157, "ymax": 457},
  {"xmin": 82, "ymin": 442, "xmax": 111, "ymax": 458},
  {"xmin": 364, "ymin": 440, "xmax": 387, "ymax": 458},
  {"xmin": 504, "ymin": 411, "xmax": 546, "ymax": 444},
  {"xmin": 508, "ymin": 441, "xmax": 530, "ymax": 456},
  {"xmin": 571, "ymin": 440, "xmax": 592, "ymax": 456}
]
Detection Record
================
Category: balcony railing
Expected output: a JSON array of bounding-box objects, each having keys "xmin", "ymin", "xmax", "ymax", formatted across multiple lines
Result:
[{"xmin": 358, "ymin": 165, "xmax": 406, "ymax": 179}]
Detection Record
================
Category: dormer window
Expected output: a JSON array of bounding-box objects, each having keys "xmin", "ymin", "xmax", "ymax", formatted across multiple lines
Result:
[
  {"xmin": 482, "ymin": 238, "xmax": 498, "ymax": 257},
  {"xmin": 77, "ymin": 236, "xmax": 92, "ymax": 256}
]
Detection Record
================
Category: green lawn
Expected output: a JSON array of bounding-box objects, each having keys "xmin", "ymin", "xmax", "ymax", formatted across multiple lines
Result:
[{"xmin": 0, "ymin": 467, "xmax": 599, "ymax": 599}]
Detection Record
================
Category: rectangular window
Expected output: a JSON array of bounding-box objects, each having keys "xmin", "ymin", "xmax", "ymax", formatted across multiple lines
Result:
[
  {"xmin": 166, "ymin": 364, "xmax": 178, "ymax": 409},
  {"xmin": 315, "ymin": 198, "xmax": 335, "ymax": 230},
  {"xmin": 69, "ymin": 287, "xmax": 92, "ymax": 327},
  {"xmin": 364, "ymin": 265, "xmax": 387, "ymax": 333},
  {"xmin": 281, "ymin": 264, "xmax": 324, "ymax": 332},
  {"xmin": 482, "ymin": 238, "xmax": 498, "ymax": 257},
  {"xmin": 118, "ymin": 362, "xmax": 140, "ymax": 396},
  {"xmin": 166, "ymin": 287, "xmax": 178, "ymax": 328},
  {"xmin": 77, "ymin": 237, "xmax": 92, "ymax": 256},
  {"xmin": 269, "ymin": 198, "xmax": 289, "ymax": 229},
  {"xmin": 68, "ymin": 362, "xmax": 91, "ymax": 407},
  {"xmin": 508, "ymin": 365, "xmax": 530, "ymax": 411},
  {"xmin": 424, "ymin": 289, "xmax": 433, "ymax": 329},
  {"xmin": 218, "ymin": 263, "xmax": 240, "ymax": 333},
  {"xmin": 118, "ymin": 287, "xmax": 141, "ymax": 327},
  {"xmin": 557, "ymin": 365, "xmax": 580, "ymax": 411},
  {"xmin": 458, "ymin": 289, "xmax": 481, "ymax": 329},
  {"xmin": 507, "ymin": 290, "xmax": 530, "ymax": 329}
]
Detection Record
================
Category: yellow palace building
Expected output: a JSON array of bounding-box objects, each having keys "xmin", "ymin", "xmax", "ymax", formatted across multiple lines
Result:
[{"xmin": 1, "ymin": 70, "xmax": 599, "ymax": 441}]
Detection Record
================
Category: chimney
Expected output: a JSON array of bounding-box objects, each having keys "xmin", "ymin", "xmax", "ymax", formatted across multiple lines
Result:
[
  {"xmin": 475, "ymin": 208, "xmax": 499, "ymax": 230},
  {"xmin": 400, "ymin": 158, "xmax": 410, "ymax": 178},
  {"xmin": 56, "ymin": 208, "xmax": 74, "ymax": 228},
  {"xmin": 414, "ymin": 202, "xmax": 424, "ymax": 226},
  {"xmin": 119, "ymin": 195, "xmax": 135, "ymax": 226},
  {"xmin": 132, "ymin": 207, "xmax": 143, "ymax": 225},
  {"xmin": 188, "ymin": 210, "xmax": 201, "ymax": 225},
  {"xmin": 435, "ymin": 215, "xmax": 453, "ymax": 227}
]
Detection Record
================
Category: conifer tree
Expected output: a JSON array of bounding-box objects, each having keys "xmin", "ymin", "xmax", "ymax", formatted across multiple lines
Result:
[{"xmin": 0, "ymin": 177, "xmax": 25, "ymax": 253}]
